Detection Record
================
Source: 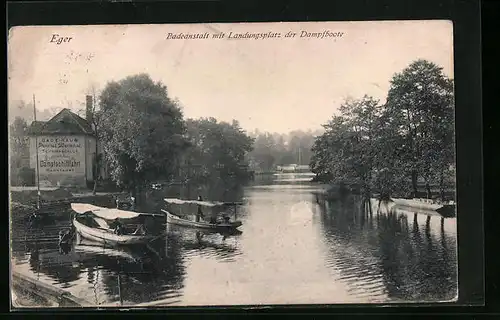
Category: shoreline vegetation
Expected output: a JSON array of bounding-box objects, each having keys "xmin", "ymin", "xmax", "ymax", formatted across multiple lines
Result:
[
  {"xmin": 310, "ymin": 59, "xmax": 455, "ymax": 204},
  {"xmin": 9, "ymin": 59, "xmax": 455, "ymax": 208}
]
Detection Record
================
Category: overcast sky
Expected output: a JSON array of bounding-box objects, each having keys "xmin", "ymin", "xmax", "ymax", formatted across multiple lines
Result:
[{"xmin": 8, "ymin": 21, "xmax": 453, "ymax": 134}]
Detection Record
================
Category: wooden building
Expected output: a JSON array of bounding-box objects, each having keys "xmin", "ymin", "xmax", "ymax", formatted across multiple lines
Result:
[{"xmin": 27, "ymin": 96, "xmax": 108, "ymax": 187}]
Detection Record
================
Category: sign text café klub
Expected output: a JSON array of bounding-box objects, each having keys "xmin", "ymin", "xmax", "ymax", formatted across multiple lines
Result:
[{"xmin": 27, "ymin": 96, "xmax": 108, "ymax": 188}]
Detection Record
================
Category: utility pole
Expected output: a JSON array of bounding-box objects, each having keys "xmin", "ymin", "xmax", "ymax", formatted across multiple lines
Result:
[{"xmin": 33, "ymin": 94, "xmax": 41, "ymax": 210}]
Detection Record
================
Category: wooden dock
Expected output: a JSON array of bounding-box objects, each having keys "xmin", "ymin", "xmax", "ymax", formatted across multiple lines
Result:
[{"xmin": 11, "ymin": 270, "xmax": 93, "ymax": 308}]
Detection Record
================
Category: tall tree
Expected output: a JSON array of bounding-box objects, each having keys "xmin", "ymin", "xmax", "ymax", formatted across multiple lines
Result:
[
  {"xmin": 250, "ymin": 133, "xmax": 277, "ymax": 172},
  {"xmin": 384, "ymin": 59, "xmax": 454, "ymax": 198},
  {"xmin": 339, "ymin": 95, "xmax": 382, "ymax": 193},
  {"xmin": 184, "ymin": 117, "xmax": 254, "ymax": 184},
  {"xmin": 98, "ymin": 74, "xmax": 189, "ymax": 199},
  {"xmin": 310, "ymin": 96, "xmax": 381, "ymax": 190},
  {"xmin": 310, "ymin": 115, "xmax": 351, "ymax": 182}
]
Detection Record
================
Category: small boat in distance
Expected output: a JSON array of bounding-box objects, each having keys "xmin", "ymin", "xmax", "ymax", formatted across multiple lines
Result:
[{"xmin": 71, "ymin": 203, "xmax": 165, "ymax": 246}]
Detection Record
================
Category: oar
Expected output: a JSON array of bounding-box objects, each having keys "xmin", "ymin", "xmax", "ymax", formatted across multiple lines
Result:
[
  {"xmin": 161, "ymin": 209, "xmax": 180, "ymax": 218},
  {"xmin": 145, "ymin": 242, "xmax": 161, "ymax": 259}
]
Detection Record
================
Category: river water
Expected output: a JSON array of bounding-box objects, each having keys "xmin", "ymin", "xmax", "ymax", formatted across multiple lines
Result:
[{"xmin": 10, "ymin": 175, "xmax": 458, "ymax": 307}]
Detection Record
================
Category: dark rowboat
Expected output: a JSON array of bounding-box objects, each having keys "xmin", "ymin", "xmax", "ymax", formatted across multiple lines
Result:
[
  {"xmin": 163, "ymin": 210, "xmax": 242, "ymax": 230},
  {"xmin": 163, "ymin": 198, "xmax": 243, "ymax": 230}
]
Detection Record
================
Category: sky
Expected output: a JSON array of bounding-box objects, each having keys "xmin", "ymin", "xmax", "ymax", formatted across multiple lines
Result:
[{"xmin": 8, "ymin": 21, "xmax": 453, "ymax": 134}]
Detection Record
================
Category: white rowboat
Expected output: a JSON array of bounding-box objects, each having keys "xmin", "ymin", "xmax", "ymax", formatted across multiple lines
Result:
[{"xmin": 71, "ymin": 203, "xmax": 164, "ymax": 246}]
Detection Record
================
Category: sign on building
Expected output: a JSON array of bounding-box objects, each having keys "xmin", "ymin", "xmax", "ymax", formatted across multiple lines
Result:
[{"xmin": 34, "ymin": 135, "xmax": 86, "ymax": 186}]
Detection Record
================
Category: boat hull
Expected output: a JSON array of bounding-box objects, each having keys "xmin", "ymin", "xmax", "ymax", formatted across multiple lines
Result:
[
  {"xmin": 391, "ymin": 198, "xmax": 456, "ymax": 217},
  {"xmin": 392, "ymin": 198, "xmax": 443, "ymax": 211},
  {"xmin": 73, "ymin": 218, "xmax": 155, "ymax": 246},
  {"xmin": 165, "ymin": 212, "xmax": 242, "ymax": 230},
  {"xmin": 436, "ymin": 205, "xmax": 456, "ymax": 218}
]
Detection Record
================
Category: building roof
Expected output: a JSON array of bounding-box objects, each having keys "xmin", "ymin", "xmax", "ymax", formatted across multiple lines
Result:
[
  {"xmin": 27, "ymin": 108, "xmax": 94, "ymax": 136},
  {"xmin": 27, "ymin": 121, "xmax": 47, "ymax": 135}
]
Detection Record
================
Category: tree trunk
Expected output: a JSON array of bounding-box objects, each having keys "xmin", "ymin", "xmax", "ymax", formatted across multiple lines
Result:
[
  {"xmin": 425, "ymin": 179, "xmax": 432, "ymax": 199},
  {"xmin": 411, "ymin": 170, "xmax": 418, "ymax": 198},
  {"xmin": 92, "ymin": 168, "xmax": 98, "ymax": 195},
  {"xmin": 92, "ymin": 127, "xmax": 99, "ymax": 195},
  {"xmin": 439, "ymin": 168, "xmax": 445, "ymax": 202}
]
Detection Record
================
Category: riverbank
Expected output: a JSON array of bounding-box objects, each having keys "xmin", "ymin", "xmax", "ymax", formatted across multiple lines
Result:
[
  {"xmin": 11, "ymin": 270, "xmax": 92, "ymax": 308},
  {"xmin": 10, "ymin": 187, "xmax": 124, "ymax": 202},
  {"xmin": 313, "ymin": 187, "xmax": 456, "ymax": 218},
  {"xmin": 9, "ymin": 187, "xmax": 124, "ymax": 221}
]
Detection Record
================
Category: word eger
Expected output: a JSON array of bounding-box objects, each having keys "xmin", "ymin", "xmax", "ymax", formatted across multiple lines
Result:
[{"xmin": 50, "ymin": 34, "xmax": 73, "ymax": 45}]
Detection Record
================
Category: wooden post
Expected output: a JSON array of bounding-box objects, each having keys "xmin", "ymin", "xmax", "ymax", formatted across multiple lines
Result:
[
  {"xmin": 368, "ymin": 198, "xmax": 373, "ymax": 217},
  {"xmin": 234, "ymin": 204, "xmax": 237, "ymax": 220},
  {"xmin": 165, "ymin": 223, "xmax": 169, "ymax": 258},
  {"xmin": 426, "ymin": 215, "xmax": 431, "ymax": 236},
  {"xmin": 186, "ymin": 161, "xmax": 192, "ymax": 201},
  {"xmin": 117, "ymin": 273, "xmax": 123, "ymax": 306},
  {"xmin": 33, "ymin": 94, "xmax": 41, "ymax": 210}
]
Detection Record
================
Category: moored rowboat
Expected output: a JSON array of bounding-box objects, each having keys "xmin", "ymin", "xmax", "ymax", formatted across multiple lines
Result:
[
  {"xmin": 71, "ymin": 203, "xmax": 164, "ymax": 246},
  {"xmin": 73, "ymin": 217, "xmax": 157, "ymax": 246},
  {"xmin": 391, "ymin": 198, "xmax": 456, "ymax": 217},
  {"xmin": 71, "ymin": 203, "xmax": 165, "ymax": 219}
]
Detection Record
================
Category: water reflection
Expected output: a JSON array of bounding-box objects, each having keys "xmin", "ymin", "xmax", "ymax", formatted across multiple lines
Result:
[
  {"xmin": 11, "ymin": 209, "xmax": 244, "ymax": 306},
  {"xmin": 11, "ymin": 178, "xmax": 457, "ymax": 306},
  {"xmin": 178, "ymin": 229, "xmax": 243, "ymax": 263},
  {"xmin": 316, "ymin": 196, "xmax": 457, "ymax": 302}
]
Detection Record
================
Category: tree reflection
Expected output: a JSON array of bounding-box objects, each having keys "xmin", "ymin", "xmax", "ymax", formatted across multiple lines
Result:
[
  {"xmin": 92, "ymin": 233, "xmax": 186, "ymax": 305},
  {"xmin": 317, "ymin": 195, "xmax": 457, "ymax": 302},
  {"xmin": 10, "ymin": 178, "xmax": 248, "ymax": 306},
  {"xmin": 13, "ymin": 218, "xmax": 84, "ymax": 286},
  {"xmin": 177, "ymin": 228, "xmax": 243, "ymax": 262}
]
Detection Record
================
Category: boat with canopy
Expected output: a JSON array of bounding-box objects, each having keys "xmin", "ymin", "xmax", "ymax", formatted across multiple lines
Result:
[
  {"xmin": 71, "ymin": 203, "xmax": 165, "ymax": 246},
  {"xmin": 163, "ymin": 198, "xmax": 244, "ymax": 207},
  {"xmin": 163, "ymin": 198, "xmax": 243, "ymax": 230}
]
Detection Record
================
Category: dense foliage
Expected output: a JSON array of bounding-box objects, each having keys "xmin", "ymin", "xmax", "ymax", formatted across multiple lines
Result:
[
  {"xmin": 247, "ymin": 130, "xmax": 319, "ymax": 173},
  {"xmin": 97, "ymin": 74, "xmax": 255, "ymax": 196},
  {"xmin": 98, "ymin": 74, "xmax": 189, "ymax": 193},
  {"xmin": 311, "ymin": 60, "xmax": 455, "ymax": 200},
  {"xmin": 183, "ymin": 118, "xmax": 255, "ymax": 183}
]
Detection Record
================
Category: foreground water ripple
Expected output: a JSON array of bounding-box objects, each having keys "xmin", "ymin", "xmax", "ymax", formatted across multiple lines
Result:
[{"xmin": 11, "ymin": 181, "xmax": 457, "ymax": 306}]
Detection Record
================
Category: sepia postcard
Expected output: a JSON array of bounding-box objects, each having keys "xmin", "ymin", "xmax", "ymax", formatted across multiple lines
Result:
[{"xmin": 8, "ymin": 21, "xmax": 457, "ymax": 309}]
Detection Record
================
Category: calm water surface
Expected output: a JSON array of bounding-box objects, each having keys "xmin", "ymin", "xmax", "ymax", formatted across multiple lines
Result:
[{"xmin": 11, "ymin": 178, "xmax": 457, "ymax": 306}]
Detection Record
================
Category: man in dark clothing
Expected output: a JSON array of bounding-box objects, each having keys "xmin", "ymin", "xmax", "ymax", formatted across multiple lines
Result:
[
  {"xmin": 196, "ymin": 195, "xmax": 204, "ymax": 222},
  {"xmin": 112, "ymin": 218, "xmax": 124, "ymax": 235},
  {"xmin": 209, "ymin": 215, "xmax": 217, "ymax": 224}
]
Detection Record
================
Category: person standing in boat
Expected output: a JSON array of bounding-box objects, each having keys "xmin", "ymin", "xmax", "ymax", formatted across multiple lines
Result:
[
  {"xmin": 196, "ymin": 195, "xmax": 205, "ymax": 222},
  {"xmin": 130, "ymin": 194, "xmax": 136, "ymax": 211}
]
